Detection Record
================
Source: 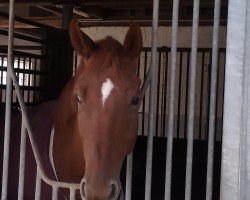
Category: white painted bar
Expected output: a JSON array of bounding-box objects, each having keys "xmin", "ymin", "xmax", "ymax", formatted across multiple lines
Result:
[
  {"xmin": 184, "ymin": 0, "xmax": 200, "ymax": 200},
  {"xmin": 52, "ymin": 186, "xmax": 58, "ymax": 200},
  {"xmin": 205, "ymin": 0, "xmax": 221, "ymax": 199},
  {"xmin": 125, "ymin": 152, "xmax": 133, "ymax": 200},
  {"xmin": 1, "ymin": 0, "xmax": 15, "ymax": 199},
  {"xmin": 164, "ymin": 0, "xmax": 179, "ymax": 199},
  {"xmin": 18, "ymin": 118, "xmax": 27, "ymax": 200},
  {"xmin": 144, "ymin": 0, "xmax": 159, "ymax": 199},
  {"xmin": 35, "ymin": 168, "xmax": 42, "ymax": 200},
  {"xmin": 220, "ymin": 0, "xmax": 250, "ymax": 199},
  {"xmin": 70, "ymin": 188, "xmax": 76, "ymax": 200},
  {"xmin": 3, "ymin": 17, "xmax": 80, "ymax": 191},
  {"xmin": 241, "ymin": 1, "xmax": 250, "ymax": 199}
]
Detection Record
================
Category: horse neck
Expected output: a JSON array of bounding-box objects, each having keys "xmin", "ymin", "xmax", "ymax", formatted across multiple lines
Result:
[
  {"xmin": 53, "ymin": 79, "xmax": 85, "ymax": 182},
  {"xmin": 54, "ymin": 79, "xmax": 77, "ymax": 132}
]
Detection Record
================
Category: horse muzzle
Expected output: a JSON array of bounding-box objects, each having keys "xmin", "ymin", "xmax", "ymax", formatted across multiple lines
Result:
[{"xmin": 80, "ymin": 178, "xmax": 121, "ymax": 200}]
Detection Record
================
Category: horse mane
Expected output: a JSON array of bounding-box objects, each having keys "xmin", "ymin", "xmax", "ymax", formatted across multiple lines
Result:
[
  {"xmin": 97, "ymin": 36, "xmax": 123, "ymax": 52},
  {"xmin": 75, "ymin": 36, "xmax": 123, "ymax": 77}
]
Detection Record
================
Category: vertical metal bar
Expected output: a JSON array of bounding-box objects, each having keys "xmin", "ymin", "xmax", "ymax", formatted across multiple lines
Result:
[
  {"xmin": 35, "ymin": 168, "xmax": 41, "ymax": 200},
  {"xmin": 199, "ymin": 52, "xmax": 205, "ymax": 140},
  {"xmin": 162, "ymin": 51, "xmax": 169, "ymax": 137},
  {"xmin": 205, "ymin": 52, "xmax": 212, "ymax": 140},
  {"xmin": 5, "ymin": 46, "xmax": 51, "ymax": 193},
  {"xmin": 184, "ymin": 52, "xmax": 190, "ymax": 139},
  {"xmin": 22, "ymin": 58, "xmax": 25, "ymax": 103},
  {"xmin": 164, "ymin": 0, "xmax": 179, "ymax": 198},
  {"xmin": 160, "ymin": 49, "xmax": 167, "ymax": 137},
  {"xmin": 22, "ymin": 58, "xmax": 26, "ymax": 87},
  {"xmin": 220, "ymin": 52, "xmax": 226, "ymax": 142},
  {"xmin": 156, "ymin": 52, "xmax": 161, "ymax": 136},
  {"xmin": 0, "ymin": 56, "xmax": 3, "ymax": 101},
  {"xmin": 185, "ymin": 0, "xmax": 200, "ymax": 199},
  {"xmin": 142, "ymin": 51, "xmax": 148, "ymax": 136},
  {"xmin": 34, "ymin": 59, "xmax": 37, "ymax": 86},
  {"xmin": 125, "ymin": 153, "xmax": 133, "ymax": 200},
  {"xmin": 52, "ymin": 186, "xmax": 58, "ymax": 200},
  {"xmin": 145, "ymin": 0, "xmax": 159, "ymax": 199},
  {"xmin": 206, "ymin": 0, "xmax": 221, "ymax": 198},
  {"xmin": 70, "ymin": 188, "xmax": 75, "ymax": 200},
  {"xmin": 137, "ymin": 55, "xmax": 142, "ymax": 134},
  {"xmin": 18, "ymin": 117, "xmax": 27, "ymax": 200},
  {"xmin": 220, "ymin": 0, "xmax": 250, "ymax": 199},
  {"xmin": 27, "ymin": 57, "xmax": 31, "ymax": 103},
  {"xmin": 241, "ymin": 1, "xmax": 250, "ymax": 198},
  {"xmin": 177, "ymin": 52, "xmax": 183, "ymax": 139},
  {"xmin": 34, "ymin": 59, "xmax": 38, "ymax": 102},
  {"xmin": 1, "ymin": 0, "xmax": 15, "ymax": 199},
  {"xmin": 17, "ymin": 56, "xmax": 20, "ymax": 85},
  {"xmin": 214, "ymin": 51, "xmax": 221, "ymax": 142}
]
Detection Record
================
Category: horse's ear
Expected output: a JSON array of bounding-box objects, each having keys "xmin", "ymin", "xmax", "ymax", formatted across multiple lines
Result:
[
  {"xmin": 123, "ymin": 21, "xmax": 143, "ymax": 58},
  {"xmin": 69, "ymin": 19, "xmax": 96, "ymax": 59}
]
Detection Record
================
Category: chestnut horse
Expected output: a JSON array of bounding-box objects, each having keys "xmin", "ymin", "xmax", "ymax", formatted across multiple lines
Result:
[
  {"xmin": 52, "ymin": 20, "xmax": 143, "ymax": 200},
  {"xmin": 0, "ymin": 20, "xmax": 142, "ymax": 200}
]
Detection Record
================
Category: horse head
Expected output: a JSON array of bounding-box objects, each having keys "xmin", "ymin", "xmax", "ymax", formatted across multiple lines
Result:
[{"xmin": 67, "ymin": 20, "xmax": 142, "ymax": 200}]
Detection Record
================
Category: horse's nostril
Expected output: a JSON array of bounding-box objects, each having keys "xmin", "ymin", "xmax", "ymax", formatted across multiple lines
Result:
[
  {"xmin": 80, "ymin": 178, "xmax": 87, "ymax": 200},
  {"xmin": 109, "ymin": 181, "xmax": 120, "ymax": 200}
]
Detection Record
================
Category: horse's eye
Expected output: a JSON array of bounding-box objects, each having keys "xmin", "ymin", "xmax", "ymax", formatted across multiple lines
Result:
[
  {"xmin": 130, "ymin": 97, "xmax": 140, "ymax": 106},
  {"xmin": 74, "ymin": 94, "xmax": 82, "ymax": 104}
]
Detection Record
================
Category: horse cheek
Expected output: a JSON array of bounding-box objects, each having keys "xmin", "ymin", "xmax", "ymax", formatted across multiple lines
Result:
[{"xmin": 125, "ymin": 121, "xmax": 138, "ymax": 155}]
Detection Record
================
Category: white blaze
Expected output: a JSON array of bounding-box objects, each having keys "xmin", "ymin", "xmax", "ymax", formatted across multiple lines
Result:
[{"xmin": 101, "ymin": 78, "xmax": 114, "ymax": 106}]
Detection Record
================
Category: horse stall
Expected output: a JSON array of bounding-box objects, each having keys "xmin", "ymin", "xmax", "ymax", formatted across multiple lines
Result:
[{"xmin": 1, "ymin": 0, "xmax": 250, "ymax": 200}]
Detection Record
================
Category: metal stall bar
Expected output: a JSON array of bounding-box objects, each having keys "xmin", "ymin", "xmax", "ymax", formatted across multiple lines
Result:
[
  {"xmin": 206, "ymin": 52, "xmax": 212, "ymax": 140},
  {"xmin": 145, "ymin": 0, "xmax": 159, "ymax": 199},
  {"xmin": 52, "ymin": 186, "xmax": 58, "ymax": 200},
  {"xmin": 156, "ymin": 52, "xmax": 161, "ymax": 136},
  {"xmin": 125, "ymin": 34, "xmax": 144, "ymax": 198},
  {"xmin": 1, "ymin": 0, "xmax": 80, "ymax": 194},
  {"xmin": 220, "ymin": 0, "xmax": 250, "ymax": 199},
  {"xmin": 164, "ymin": 0, "xmax": 179, "ymax": 199},
  {"xmin": 2, "ymin": 23, "xmax": 80, "ymax": 195},
  {"xmin": 205, "ymin": 0, "xmax": 221, "ymax": 199},
  {"xmin": 184, "ymin": 52, "xmax": 190, "ymax": 139},
  {"xmin": 198, "ymin": 52, "xmax": 205, "ymax": 140},
  {"xmin": 142, "ymin": 50, "xmax": 148, "ymax": 136},
  {"xmin": 241, "ymin": 0, "xmax": 250, "ymax": 198},
  {"xmin": 70, "ymin": 188, "xmax": 76, "ymax": 200},
  {"xmin": 34, "ymin": 168, "xmax": 42, "ymax": 200},
  {"xmin": 177, "ymin": 52, "xmax": 183, "ymax": 139},
  {"xmin": 1, "ymin": 0, "xmax": 80, "ymax": 198},
  {"xmin": 1, "ymin": 0, "xmax": 15, "ymax": 199},
  {"xmin": 125, "ymin": 153, "xmax": 133, "ymax": 200},
  {"xmin": 184, "ymin": 0, "xmax": 200, "ymax": 199},
  {"xmin": 18, "ymin": 118, "xmax": 27, "ymax": 200}
]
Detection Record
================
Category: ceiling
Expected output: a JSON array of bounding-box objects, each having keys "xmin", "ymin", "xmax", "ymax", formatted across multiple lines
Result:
[{"xmin": 0, "ymin": 0, "xmax": 228, "ymax": 28}]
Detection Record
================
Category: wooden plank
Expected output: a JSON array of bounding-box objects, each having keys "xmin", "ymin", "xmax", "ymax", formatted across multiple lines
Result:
[
  {"xmin": 0, "ymin": 18, "xmax": 61, "ymax": 28},
  {"xmin": 77, "ymin": 20, "xmax": 227, "ymax": 27},
  {"xmin": 35, "ymin": 5, "xmax": 62, "ymax": 15},
  {"xmin": 0, "ymin": 0, "xmax": 228, "ymax": 7}
]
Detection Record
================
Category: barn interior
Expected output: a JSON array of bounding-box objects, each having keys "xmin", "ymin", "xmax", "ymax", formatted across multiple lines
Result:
[{"xmin": 0, "ymin": 0, "xmax": 228, "ymax": 199}]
